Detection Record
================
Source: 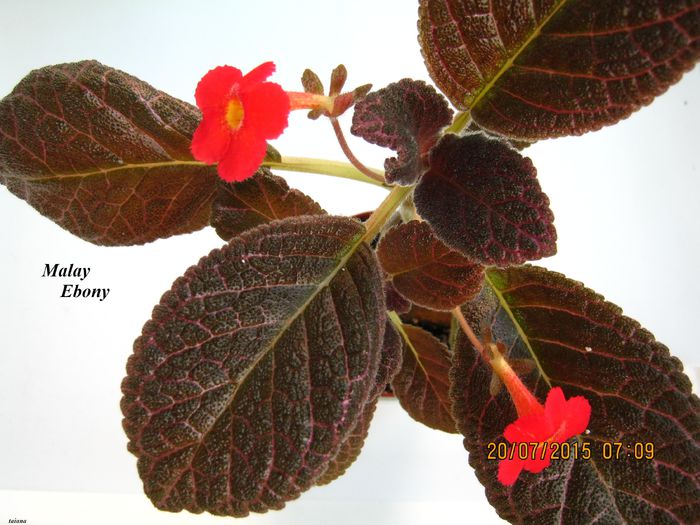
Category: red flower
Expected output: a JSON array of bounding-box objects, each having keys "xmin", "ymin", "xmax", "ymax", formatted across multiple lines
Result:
[
  {"xmin": 486, "ymin": 343, "xmax": 591, "ymax": 485},
  {"xmin": 191, "ymin": 62, "xmax": 290, "ymax": 182},
  {"xmin": 497, "ymin": 387, "xmax": 591, "ymax": 485}
]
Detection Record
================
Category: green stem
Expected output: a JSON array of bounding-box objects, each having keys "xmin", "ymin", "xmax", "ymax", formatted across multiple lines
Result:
[
  {"xmin": 361, "ymin": 185, "xmax": 413, "ymax": 243},
  {"xmin": 263, "ymin": 156, "xmax": 387, "ymax": 187},
  {"xmin": 444, "ymin": 111, "xmax": 471, "ymax": 135}
]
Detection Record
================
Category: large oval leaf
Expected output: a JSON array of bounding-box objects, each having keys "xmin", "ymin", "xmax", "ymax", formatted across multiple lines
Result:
[
  {"xmin": 121, "ymin": 215, "xmax": 386, "ymax": 516},
  {"xmin": 451, "ymin": 265, "xmax": 700, "ymax": 524},
  {"xmin": 418, "ymin": 1, "xmax": 700, "ymax": 139},
  {"xmin": 0, "ymin": 60, "xmax": 218, "ymax": 245}
]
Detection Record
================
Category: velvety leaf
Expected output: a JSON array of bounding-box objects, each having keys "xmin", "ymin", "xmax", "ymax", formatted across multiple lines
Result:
[
  {"xmin": 121, "ymin": 215, "xmax": 386, "ymax": 516},
  {"xmin": 315, "ymin": 398, "xmax": 379, "ymax": 486},
  {"xmin": 414, "ymin": 133, "xmax": 556, "ymax": 266},
  {"xmin": 418, "ymin": 0, "xmax": 700, "ymax": 140},
  {"xmin": 377, "ymin": 220, "xmax": 484, "ymax": 310},
  {"xmin": 385, "ymin": 280, "xmax": 412, "ymax": 314},
  {"xmin": 451, "ymin": 265, "xmax": 700, "ymax": 524},
  {"xmin": 0, "ymin": 60, "xmax": 219, "ymax": 245},
  {"xmin": 211, "ymin": 168, "xmax": 324, "ymax": 241},
  {"xmin": 372, "ymin": 320, "xmax": 405, "ymax": 399},
  {"xmin": 351, "ymin": 78, "xmax": 453, "ymax": 185},
  {"xmin": 392, "ymin": 322, "xmax": 457, "ymax": 433},
  {"xmin": 318, "ymin": 321, "xmax": 403, "ymax": 485}
]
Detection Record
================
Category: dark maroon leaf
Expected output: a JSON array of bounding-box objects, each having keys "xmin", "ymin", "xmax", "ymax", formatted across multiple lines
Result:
[
  {"xmin": 0, "ymin": 60, "xmax": 219, "ymax": 245},
  {"xmin": 316, "ymin": 398, "xmax": 379, "ymax": 486},
  {"xmin": 385, "ymin": 280, "xmax": 412, "ymax": 314},
  {"xmin": 372, "ymin": 320, "xmax": 405, "ymax": 400},
  {"xmin": 318, "ymin": 321, "xmax": 403, "ymax": 485},
  {"xmin": 392, "ymin": 321, "xmax": 456, "ymax": 434},
  {"xmin": 418, "ymin": 0, "xmax": 700, "ymax": 140},
  {"xmin": 121, "ymin": 215, "xmax": 386, "ymax": 516},
  {"xmin": 211, "ymin": 168, "xmax": 324, "ymax": 241},
  {"xmin": 451, "ymin": 266, "xmax": 700, "ymax": 524},
  {"xmin": 377, "ymin": 220, "xmax": 484, "ymax": 310},
  {"xmin": 351, "ymin": 78, "xmax": 453, "ymax": 185},
  {"xmin": 414, "ymin": 133, "xmax": 556, "ymax": 266}
]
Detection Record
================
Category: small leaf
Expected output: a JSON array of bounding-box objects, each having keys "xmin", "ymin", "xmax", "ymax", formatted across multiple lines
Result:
[
  {"xmin": 301, "ymin": 69, "xmax": 324, "ymax": 94},
  {"xmin": 451, "ymin": 266, "xmax": 700, "ymax": 524},
  {"xmin": 377, "ymin": 220, "xmax": 484, "ymax": 310},
  {"xmin": 392, "ymin": 321, "xmax": 456, "ymax": 434},
  {"xmin": 0, "ymin": 60, "xmax": 218, "ymax": 245},
  {"xmin": 414, "ymin": 133, "xmax": 556, "ymax": 266},
  {"xmin": 263, "ymin": 144, "xmax": 282, "ymax": 163},
  {"xmin": 351, "ymin": 78, "xmax": 453, "ymax": 185},
  {"xmin": 418, "ymin": 0, "xmax": 700, "ymax": 139},
  {"xmin": 211, "ymin": 168, "xmax": 324, "ymax": 241},
  {"xmin": 329, "ymin": 65, "xmax": 348, "ymax": 96},
  {"xmin": 121, "ymin": 215, "xmax": 386, "ymax": 516}
]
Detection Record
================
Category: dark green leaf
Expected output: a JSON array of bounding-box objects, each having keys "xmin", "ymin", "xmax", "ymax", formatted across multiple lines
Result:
[
  {"xmin": 0, "ymin": 60, "xmax": 218, "ymax": 245},
  {"xmin": 451, "ymin": 265, "xmax": 700, "ymax": 524},
  {"xmin": 393, "ymin": 322, "xmax": 457, "ymax": 434},
  {"xmin": 351, "ymin": 78, "xmax": 453, "ymax": 185},
  {"xmin": 211, "ymin": 168, "xmax": 324, "ymax": 241},
  {"xmin": 414, "ymin": 133, "xmax": 556, "ymax": 266},
  {"xmin": 419, "ymin": 0, "xmax": 700, "ymax": 139},
  {"xmin": 377, "ymin": 220, "xmax": 484, "ymax": 310},
  {"xmin": 121, "ymin": 215, "xmax": 386, "ymax": 516}
]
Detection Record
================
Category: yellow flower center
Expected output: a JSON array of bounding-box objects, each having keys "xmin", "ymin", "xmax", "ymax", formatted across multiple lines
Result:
[{"xmin": 225, "ymin": 97, "xmax": 244, "ymax": 131}]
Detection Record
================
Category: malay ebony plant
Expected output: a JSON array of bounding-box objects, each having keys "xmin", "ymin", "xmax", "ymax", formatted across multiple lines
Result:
[{"xmin": 0, "ymin": 1, "xmax": 699, "ymax": 524}]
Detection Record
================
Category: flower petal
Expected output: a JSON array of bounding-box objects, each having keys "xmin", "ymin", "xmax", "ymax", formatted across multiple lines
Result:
[
  {"xmin": 561, "ymin": 396, "xmax": 592, "ymax": 437},
  {"xmin": 503, "ymin": 412, "xmax": 550, "ymax": 443},
  {"xmin": 498, "ymin": 457, "xmax": 524, "ymax": 486},
  {"xmin": 191, "ymin": 115, "xmax": 230, "ymax": 163},
  {"xmin": 216, "ymin": 128, "xmax": 268, "ymax": 182},
  {"xmin": 195, "ymin": 65, "xmax": 242, "ymax": 111},
  {"xmin": 240, "ymin": 82, "xmax": 290, "ymax": 139},
  {"xmin": 240, "ymin": 61, "xmax": 276, "ymax": 91}
]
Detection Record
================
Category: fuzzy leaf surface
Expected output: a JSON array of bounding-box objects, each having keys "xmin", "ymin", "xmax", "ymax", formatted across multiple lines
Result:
[
  {"xmin": 317, "ymin": 321, "xmax": 403, "ymax": 485},
  {"xmin": 211, "ymin": 168, "xmax": 324, "ymax": 241},
  {"xmin": 419, "ymin": 0, "xmax": 700, "ymax": 140},
  {"xmin": 378, "ymin": 220, "xmax": 484, "ymax": 310},
  {"xmin": 393, "ymin": 322, "xmax": 456, "ymax": 433},
  {"xmin": 451, "ymin": 266, "xmax": 700, "ymax": 524},
  {"xmin": 0, "ymin": 60, "xmax": 218, "ymax": 245},
  {"xmin": 351, "ymin": 78, "xmax": 452, "ymax": 185},
  {"xmin": 121, "ymin": 215, "xmax": 386, "ymax": 516},
  {"xmin": 316, "ymin": 398, "xmax": 379, "ymax": 486},
  {"xmin": 414, "ymin": 134, "xmax": 556, "ymax": 266}
]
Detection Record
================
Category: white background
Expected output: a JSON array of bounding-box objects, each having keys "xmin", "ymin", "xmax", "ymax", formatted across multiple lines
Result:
[{"xmin": 0, "ymin": 1, "xmax": 698, "ymax": 524}]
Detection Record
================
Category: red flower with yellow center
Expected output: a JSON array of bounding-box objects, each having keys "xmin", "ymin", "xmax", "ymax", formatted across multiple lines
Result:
[
  {"xmin": 488, "ymin": 343, "xmax": 591, "ymax": 485},
  {"xmin": 191, "ymin": 62, "xmax": 290, "ymax": 182}
]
